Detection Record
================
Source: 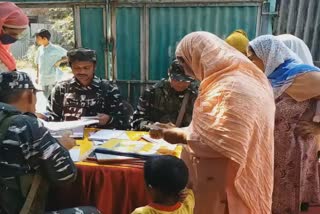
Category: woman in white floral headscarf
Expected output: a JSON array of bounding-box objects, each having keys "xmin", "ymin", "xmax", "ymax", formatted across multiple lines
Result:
[
  {"xmin": 248, "ymin": 35, "xmax": 320, "ymax": 214},
  {"xmin": 277, "ymin": 34, "xmax": 314, "ymax": 66}
]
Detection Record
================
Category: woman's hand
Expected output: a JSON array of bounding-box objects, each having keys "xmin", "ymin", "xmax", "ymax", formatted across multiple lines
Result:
[
  {"xmin": 163, "ymin": 128, "xmax": 187, "ymax": 144},
  {"xmin": 149, "ymin": 122, "xmax": 176, "ymax": 139},
  {"xmin": 149, "ymin": 122, "xmax": 187, "ymax": 144},
  {"xmin": 296, "ymin": 121, "xmax": 320, "ymax": 137}
]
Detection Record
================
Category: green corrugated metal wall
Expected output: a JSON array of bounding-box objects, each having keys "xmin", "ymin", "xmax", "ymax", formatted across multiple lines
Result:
[
  {"xmin": 115, "ymin": 8, "xmax": 141, "ymax": 104},
  {"xmin": 80, "ymin": 8, "xmax": 106, "ymax": 78},
  {"xmin": 115, "ymin": 6, "xmax": 258, "ymax": 81},
  {"xmin": 148, "ymin": 6, "xmax": 258, "ymax": 80},
  {"xmin": 115, "ymin": 4, "xmax": 259, "ymax": 106},
  {"xmin": 11, "ymin": 0, "xmax": 106, "ymax": 2},
  {"xmin": 116, "ymin": 8, "xmax": 141, "ymax": 80},
  {"xmin": 10, "ymin": 0, "xmax": 261, "ymax": 106}
]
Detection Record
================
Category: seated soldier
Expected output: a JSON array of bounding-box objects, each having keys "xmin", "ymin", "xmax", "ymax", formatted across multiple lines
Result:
[
  {"xmin": 0, "ymin": 71, "xmax": 100, "ymax": 214},
  {"xmin": 43, "ymin": 48, "xmax": 130, "ymax": 130},
  {"xmin": 131, "ymin": 60, "xmax": 198, "ymax": 131}
]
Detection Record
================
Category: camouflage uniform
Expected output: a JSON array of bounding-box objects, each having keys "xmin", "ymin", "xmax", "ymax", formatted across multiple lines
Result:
[
  {"xmin": 131, "ymin": 79, "xmax": 198, "ymax": 131},
  {"xmin": 46, "ymin": 76, "xmax": 130, "ymax": 130},
  {"xmin": 131, "ymin": 59, "xmax": 198, "ymax": 131},
  {"xmin": 0, "ymin": 71, "xmax": 100, "ymax": 214}
]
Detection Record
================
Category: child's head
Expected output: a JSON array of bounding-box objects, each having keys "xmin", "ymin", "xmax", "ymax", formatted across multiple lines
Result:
[{"xmin": 144, "ymin": 155, "xmax": 189, "ymax": 202}]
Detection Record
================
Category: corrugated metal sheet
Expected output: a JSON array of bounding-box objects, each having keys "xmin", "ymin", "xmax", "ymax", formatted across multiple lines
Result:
[
  {"xmin": 80, "ymin": 7, "xmax": 106, "ymax": 78},
  {"xmin": 12, "ymin": 0, "xmax": 262, "ymax": 3},
  {"xmin": 11, "ymin": 0, "xmax": 106, "ymax": 3},
  {"xmin": 148, "ymin": 6, "xmax": 258, "ymax": 80},
  {"xmin": 113, "ymin": 3, "xmax": 260, "ymax": 104},
  {"xmin": 116, "ymin": 7, "xmax": 141, "ymax": 80},
  {"xmin": 274, "ymin": 0, "xmax": 320, "ymax": 65}
]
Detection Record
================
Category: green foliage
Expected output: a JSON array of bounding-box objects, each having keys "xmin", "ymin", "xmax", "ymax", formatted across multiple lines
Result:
[
  {"xmin": 24, "ymin": 44, "xmax": 38, "ymax": 69},
  {"xmin": 48, "ymin": 8, "xmax": 74, "ymax": 49}
]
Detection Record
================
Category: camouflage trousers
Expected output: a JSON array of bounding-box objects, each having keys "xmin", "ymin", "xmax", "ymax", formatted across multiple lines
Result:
[{"xmin": 46, "ymin": 206, "xmax": 101, "ymax": 214}]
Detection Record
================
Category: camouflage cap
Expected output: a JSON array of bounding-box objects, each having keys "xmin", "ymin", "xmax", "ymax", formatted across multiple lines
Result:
[
  {"xmin": 0, "ymin": 71, "xmax": 41, "ymax": 91},
  {"xmin": 67, "ymin": 48, "xmax": 97, "ymax": 64},
  {"xmin": 168, "ymin": 59, "xmax": 194, "ymax": 82}
]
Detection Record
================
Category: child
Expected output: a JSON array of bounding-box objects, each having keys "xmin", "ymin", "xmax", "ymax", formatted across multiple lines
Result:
[{"xmin": 132, "ymin": 155, "xmax": 194, "ymax": 214}]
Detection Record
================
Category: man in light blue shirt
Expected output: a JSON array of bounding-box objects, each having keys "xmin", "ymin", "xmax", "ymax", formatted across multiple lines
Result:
[{"xmin": 35, "ymin": 29, "xmax": 67, "ymax": 98}]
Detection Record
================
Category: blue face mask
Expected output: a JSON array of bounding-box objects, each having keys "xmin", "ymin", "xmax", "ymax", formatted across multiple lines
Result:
[{"xmin": 0, "ymin": 34, "xmax": 18, "ymax": 44}]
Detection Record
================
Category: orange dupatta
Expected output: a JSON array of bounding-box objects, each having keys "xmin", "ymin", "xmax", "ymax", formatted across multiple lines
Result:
[{"xmin": 176, "ymin": 32, "xmax": 275, "ymax": 214}]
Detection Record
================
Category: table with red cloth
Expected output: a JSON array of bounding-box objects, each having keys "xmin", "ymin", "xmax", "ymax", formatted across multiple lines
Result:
[
  {"xmin": 47, "ymin": 162, "xmax": 150, "ymax": 214},
  {"xmin": 46, "ymin": 129, "xmax": 181, "ymax": 214}
]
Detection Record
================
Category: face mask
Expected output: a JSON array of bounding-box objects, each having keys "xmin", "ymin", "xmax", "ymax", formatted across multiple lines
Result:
[{"xmin": 0, "ymin": 34, "xmax": 18, "ymax": 44}]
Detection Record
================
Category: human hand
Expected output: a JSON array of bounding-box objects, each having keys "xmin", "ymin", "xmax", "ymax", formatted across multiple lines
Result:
[
  {"xmin": 163, "ymin": 128, "xmax": 187, "ymax": 144},
  {"xmin": 313, "ymin": 115, "xmax": 320, "ymax": 123},
  {"xmin": 97, "ymin": 113, "xmax": 111, "ymax": 125},
  {"xmin": 58, "ymin": 133, "xmax": 76, "ymax": 150},
  {"xmin": 35, "ymin": 112, "xmax": 48, "ymax": 120},
  {"xmin": 54, "ymin": 61, "xmax": 61, "ymax": 67},
  {"xmin": 296, "ymin": 121, "xmax": 320, "ymax": 137},
  {"xmin": 178, "ymin": 188, "xmax": 189, "ymax": 202},
  {"xmin": 148, "ymin": 122, "xmax": 176, "ymax": 139}
]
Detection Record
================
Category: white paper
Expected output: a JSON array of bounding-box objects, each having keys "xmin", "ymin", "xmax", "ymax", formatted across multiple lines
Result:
[
  {"xmin": 88, "ymin": 129, "xmax": 126, "ymax": 141},
  {"xmin": 141, "ymin": 135, "xmax": 177, "ymax": 150},
  {"xmin": 117, "ymin": 132, "xmax": 130, "ymax": 140},
  {"xmin": 70, "ymin": 126, "xmax": 84, "ymax": 139},
  {"xmin": 40, "ymin": 119, "xmax": 99, "ymax": 132},
  {"xmin": 69, "ymin": 147, "xmax": 80, "ymax": 162},
  {"xmin": 95, "ymin": 153, "xmax": 132, "ymax": 160},
  {"xmin": 81, "ymin": 116, "xmax": 99, "ymax": 120},
  {"xmin": 93, "ymin": 141, "xmax": 105, "ymax": 146}
]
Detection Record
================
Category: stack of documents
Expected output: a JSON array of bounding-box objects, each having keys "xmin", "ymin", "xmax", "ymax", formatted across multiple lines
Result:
[
  {"xmin": 88, "ymin": 129, "xmax": 130, "ymax": 141},
  {"xmin": 39, "ymin": 119, "xmax": 99, "ymax": 139}
]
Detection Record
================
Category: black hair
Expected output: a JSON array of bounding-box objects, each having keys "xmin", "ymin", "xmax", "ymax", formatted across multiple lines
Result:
[
  {"xmin": 0, "ymin": 89, "xmax": 26, "ymax": 103},
  {"xmin": 67, "ymin": 48, "xmax": 97, "ymax": 66},
  {"xmin": 144, "ymin": 155, "xmax": 189, "ymax": 197},
  {"xmin": 36, "ymin": 29, "xmax": 51, "ymax": 41}
]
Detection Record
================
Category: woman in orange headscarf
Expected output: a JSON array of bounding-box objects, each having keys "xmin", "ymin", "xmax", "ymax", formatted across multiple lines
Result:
[
  {"xmin": 152, "ymin": 31, "xmax": 275, "ymax": 214},
  {"xmin": 0, "ymin": 2, "xmax": 29, "ymax": 72}
]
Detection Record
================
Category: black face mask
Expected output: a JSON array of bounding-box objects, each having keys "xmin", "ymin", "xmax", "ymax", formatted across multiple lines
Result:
[{"xmin": 0, "ymin": 34, "xmax": 18, "ymax": 44}]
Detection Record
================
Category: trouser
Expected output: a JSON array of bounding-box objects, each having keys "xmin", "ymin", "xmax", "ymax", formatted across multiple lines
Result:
[{"xmin": 45, "ymin": 206, "xmax": 101, "ymax": 214}]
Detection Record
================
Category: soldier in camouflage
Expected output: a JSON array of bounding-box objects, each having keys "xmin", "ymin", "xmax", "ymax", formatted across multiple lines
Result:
[
  {"xmin": 44, "ymin": 48, "xmax": 130, "ymax": 130},
  {"xmin": 0, "ymin": 71, "xmax": 100, "ymax": 213},
  {"xmin": 131, "ymin": 60, "xmax": 198, "ymax": 131}
]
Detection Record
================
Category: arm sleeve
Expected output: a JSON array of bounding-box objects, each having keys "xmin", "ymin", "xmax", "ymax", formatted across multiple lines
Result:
[
  {"xmin": 182, "ymin": 189, "xmax": 195, "ymax": 211},
  {"xmin": 131, "ymin": 87, "xmax": 155, "ymax": 131},
  {"xmin": 10, "ymin": 116, "xmax": 77, "ymax": 185},
  {"xmin": 46, "ymin": 84, "xmax": 64, "ymax": 121},
  {"xmin": 102, "ymin": 82, "xmax": 130, "ymax": 130}
]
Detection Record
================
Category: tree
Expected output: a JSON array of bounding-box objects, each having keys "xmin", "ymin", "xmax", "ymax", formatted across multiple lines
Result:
[{"xmin": 48, "ymin": 8, "xmax": 74, "ymax": 49}]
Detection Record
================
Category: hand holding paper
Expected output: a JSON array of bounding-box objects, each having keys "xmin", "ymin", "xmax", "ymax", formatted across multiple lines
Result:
[
  {"xmin": 97, "ymin": 113, "xmax": 111, "ymax": 126},
  {"xmin": 58, "ymin": 133, "xmax": 77, "ymax": 150},
  {"xmin": 148, "ymin": 122, "xmax": 176, "ymax": 140}
]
